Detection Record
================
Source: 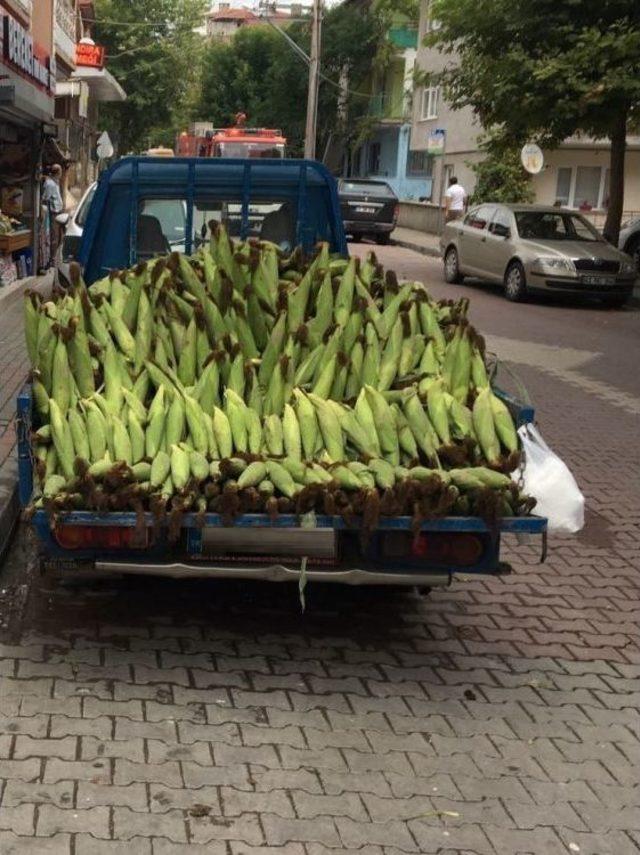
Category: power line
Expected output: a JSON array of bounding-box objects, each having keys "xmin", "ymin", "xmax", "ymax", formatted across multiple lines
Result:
[{"xmin": 261, "ymin": 13, "xmax": 372, "ymax": 99}]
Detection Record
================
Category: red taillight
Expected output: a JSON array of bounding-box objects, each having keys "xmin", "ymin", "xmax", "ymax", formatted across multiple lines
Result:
[
  {"xmin": 54, "ymin": 525, "xmax": 149, "ymax": 550},
  {"xmin": 393, "ymin": 203, "xmax": 399, "ymax": 223},
  {"xmin": 411, "ymin": 533, "xmax": 484, "ymax": 566}
]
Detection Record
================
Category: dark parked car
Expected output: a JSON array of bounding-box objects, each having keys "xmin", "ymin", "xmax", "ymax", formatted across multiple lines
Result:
[
  {"xmin": 619, "ymin": 217, "xmax": 640, "ymax": 273},
  {"xmin": 338, "ymin": 178, "xmax": 398, "ymax": 244}
]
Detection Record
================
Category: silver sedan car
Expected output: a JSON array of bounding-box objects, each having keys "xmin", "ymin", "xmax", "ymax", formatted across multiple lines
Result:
[{"xmin": 440, "ymin": 203, "xmax": 637, "ymax": 307}]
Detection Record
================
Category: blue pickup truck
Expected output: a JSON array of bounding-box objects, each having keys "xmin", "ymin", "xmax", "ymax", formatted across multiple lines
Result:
[{"xmin": 18, "ymin": 156, "xmax": 546, "ymax": 588}]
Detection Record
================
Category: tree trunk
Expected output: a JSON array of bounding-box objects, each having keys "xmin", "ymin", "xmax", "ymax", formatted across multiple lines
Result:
[{"xmin": 602, "ymin": 110, "xmax": 627, "ymax": 246}]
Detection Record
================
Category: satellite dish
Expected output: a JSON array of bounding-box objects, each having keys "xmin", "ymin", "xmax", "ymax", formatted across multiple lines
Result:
[{"xmin": 521, "ymin": 143, "xmax": 544, "ymax": 174}]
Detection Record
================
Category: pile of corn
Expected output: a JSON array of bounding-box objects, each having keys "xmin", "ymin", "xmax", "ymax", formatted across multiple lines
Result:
[{"xmin": 25, "ymin": 225, "xmax": 534, "ymax": 529}]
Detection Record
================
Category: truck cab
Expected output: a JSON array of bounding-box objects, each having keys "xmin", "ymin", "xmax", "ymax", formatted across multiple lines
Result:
[{"xmin": 79, "ymin": 157, "xmax": 346, "ymax": 281}]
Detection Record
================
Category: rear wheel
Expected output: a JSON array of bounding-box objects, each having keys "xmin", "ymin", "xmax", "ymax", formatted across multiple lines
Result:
[
  {"xmin": 444, "ymin": 246, "xmax": 464, "ymax": 284},
  {"xmin": 504, "ymin": 261, "xmax": 528, "ymax": 301},
  {"xmin": 350, "ymin": 233, "xmax": 361, "ymax": 243},
  {"xmin": 375, "ymin": 232, "xmax": 390, "ymax": 245}
]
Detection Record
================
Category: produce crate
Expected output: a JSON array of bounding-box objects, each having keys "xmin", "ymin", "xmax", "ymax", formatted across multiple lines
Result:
[{"xmin": 0, "ymin": 230, "xmax": 31, "ymax": 253}]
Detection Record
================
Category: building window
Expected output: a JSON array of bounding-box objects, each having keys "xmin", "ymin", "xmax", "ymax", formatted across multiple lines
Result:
[
  {"xmin": 407, "ymin": 150, "xmax": 433, "ymax": 176},
  {"xmin": 368, "ymin": 142, "xmax": 381, "ymax": 174},
  {"xmin": 574, "ymin": 166, "xmax": 602, "ymax": 210},
  {"xmin": 421, "ymin": 86, "xmax": 439, "ymax": 121},
  {"xmin": 554, "ymin": 165, "xmax": 610, "ymax": 210},
  {"xmin": 555, "ymin": 167, "xmax": 572, "ymax": 206}
]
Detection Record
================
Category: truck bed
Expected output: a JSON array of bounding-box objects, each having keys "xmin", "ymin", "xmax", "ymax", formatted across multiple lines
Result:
[{"xmin": 18, "ymin": 386, "xmax": 546, "ymax": 586}]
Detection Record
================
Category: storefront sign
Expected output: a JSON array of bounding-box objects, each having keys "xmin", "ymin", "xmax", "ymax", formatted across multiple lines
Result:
[
  {"xmin": 76, "ymin": 43, "xmax": 106, "ymax": 69},
  {"xmin": 1, "ymin": 12, "xmax": 55, "ymax": 93}
]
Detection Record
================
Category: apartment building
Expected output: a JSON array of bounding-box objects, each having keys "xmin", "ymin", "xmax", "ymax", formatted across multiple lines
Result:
[
  {"xmin": 347, "ymin": 25, "xmax": 428, "ymax": 199},
  {"xmin": 410, "ymin": 0, "xmax": 640, "ymax": 222}
]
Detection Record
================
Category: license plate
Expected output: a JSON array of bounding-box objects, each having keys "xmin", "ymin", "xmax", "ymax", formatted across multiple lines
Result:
[
  {"xmin": 355, "ymin": 206, "xmax": 376, "ymax": 214},
  {"xmin": 581, "ymin": 275, "xmax": 614, "ymax": 286}
]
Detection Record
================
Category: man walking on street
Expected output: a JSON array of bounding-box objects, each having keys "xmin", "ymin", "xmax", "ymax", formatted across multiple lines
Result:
[{"xmin": 444, "ymin": 175, "xmax": 467, "ymax": 222}]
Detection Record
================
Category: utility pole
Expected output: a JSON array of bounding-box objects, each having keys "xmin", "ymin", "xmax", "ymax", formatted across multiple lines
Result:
[{"xmin": 304, "ymin": 0, "xmax": 322, "ymax": 159}]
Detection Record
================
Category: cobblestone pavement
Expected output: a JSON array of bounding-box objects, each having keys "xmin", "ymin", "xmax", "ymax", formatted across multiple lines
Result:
[{"xmin": 0, "ymin": 247, "xmax": 638, "ymax": 854}]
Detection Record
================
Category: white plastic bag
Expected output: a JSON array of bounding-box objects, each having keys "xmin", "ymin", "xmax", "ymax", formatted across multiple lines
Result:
[{"xmin": 515, "ymin": 424, "xmax": 585, "ymax": 533}]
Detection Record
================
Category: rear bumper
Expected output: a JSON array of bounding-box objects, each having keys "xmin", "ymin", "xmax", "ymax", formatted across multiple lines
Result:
[
  {"xmin": 529, "ymin": 272, "xmax": 635, "ymax": 298},
  {"xmin": 344, "ymin": 220, "xmax": 395, "ymax": 235},
  {"xmin": 90, "ymin": 560, "xmax": 452, "ymax": 586}
]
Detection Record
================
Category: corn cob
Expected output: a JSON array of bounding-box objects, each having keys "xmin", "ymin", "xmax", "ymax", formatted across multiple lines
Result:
[
  {"xmin": 293, "ymin": 390, "xmax": 319, "ymax": 459},
  {"xmin": 128, "ymin": 410, "xmax": 146, "ymax": 464},
  {"xmin": 364, "ymin": 386, "xmax": 399, "ymax": 465},
  {"xmin": 426, "ymin": 378, "xmax": 451, "ymax": 445},
  {"xmin": 184, "ymin": 395, "xmax": 209, "ymax": 455},
  {"xmin": 68, "ymin": 408, "xmax": 90, "ymax": 461},
  {"xmin": 308, "ymin": 394, "xmax": 344, "ymax": 462},
  {"xmin": 49, "ymin": 399, "xmax": 75, "ymax": 479},
  {"xmin": 265, "ymin": 459, "xmax": 296, "ymax": 498},
  {"xmin": 190, "ymin": 450, "xmax": 210, "ymax": 481},
  {"xmin": 150, "ymin": 450, "xmax": 171, "ymax": 488},
  {"xmin": 489, "ymin": 392, "xmax": 518, "ymax": 452},
  {"xmin": 472, "ymin": 388, "xmax": 501, "ymax": 464},
  {"xmin": 170, "ymin": 443, "xmax": 190, "ymax": 490}
]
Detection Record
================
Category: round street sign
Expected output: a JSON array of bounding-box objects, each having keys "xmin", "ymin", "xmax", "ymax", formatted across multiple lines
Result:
[
  {"xmin": 96, "ymin": 131, "xmax": 114, "ymax": 160},
  {"xmin": 521, "ymin": 143, "xmax": 544, "ymax": 174}
]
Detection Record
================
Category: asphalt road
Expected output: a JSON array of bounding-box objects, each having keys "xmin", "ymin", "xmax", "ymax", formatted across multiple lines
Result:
[{"xmin": 0, "ymin": 243, "xmax": 638, "ymax": 855}]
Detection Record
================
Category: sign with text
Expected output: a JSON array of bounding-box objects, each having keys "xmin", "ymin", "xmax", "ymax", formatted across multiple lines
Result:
[
  {"xmin": 76, "ymin": 43, "xmax": 106, "ymax": 69},
  {"xmin": 1, "ymin": 12, "xmax": 55, "ymax": 93},
  {"xmin": 427, "ymin": 128, "xmax": 446, "ymax": 156}
]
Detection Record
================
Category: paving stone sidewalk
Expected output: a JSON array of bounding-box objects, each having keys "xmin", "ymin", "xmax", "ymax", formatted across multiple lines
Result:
[{"xmin": 0, "ymin": 252, "xmax": 638, "ymax": 854}]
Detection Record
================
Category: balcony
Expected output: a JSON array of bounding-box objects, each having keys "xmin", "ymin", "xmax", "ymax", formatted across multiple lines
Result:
[
  {"xmin": 368, "ymin": 92, "xmax": 408, "ymax": 122},
  {"xmin": 55, "ymin": 0, "xmax": 78, "ymax": 69},
  {"xmin": 388, "ymin": 27, "xmax": 418, "ymax": 49}
]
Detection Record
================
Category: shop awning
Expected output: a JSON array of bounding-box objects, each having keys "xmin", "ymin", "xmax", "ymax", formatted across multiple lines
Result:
[
  {"xmin": 0, "ymin": 79, "xmax": 55, "ymax": 125},
  {"xmin": 71, "ymin": 66, "xmax": 127, "ymax": 103}
]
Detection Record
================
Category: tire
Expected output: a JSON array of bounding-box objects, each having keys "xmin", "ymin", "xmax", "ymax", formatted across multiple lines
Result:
[
  {"xmin": 444, "ymin": 246, "xmax": 464, "ymax": 284},
  {"xmin": 600, "ymin": 295, "xmax": 629, "ymax": 309},
  {"xmin": 375, "ymin": 232, "xmax": 390, "ymax": 245},
  {"xmin": 504, "ymin": 260, "xmax": 528, "ymax": 302}
]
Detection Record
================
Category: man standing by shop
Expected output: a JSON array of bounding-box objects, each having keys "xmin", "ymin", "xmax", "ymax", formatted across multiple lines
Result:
[
  {"xmin": 42, "ymin": 164, "xmax": 64, "ymax": 264},
  {"xmin": 444, "ymin": 175, "xmax": 467, "ymax": 222}
]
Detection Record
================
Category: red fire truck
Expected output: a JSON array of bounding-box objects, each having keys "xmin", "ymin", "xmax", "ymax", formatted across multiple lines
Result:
[{"xmin": 176, "ymin": 114, "xmax": 286, "ymax": 159}]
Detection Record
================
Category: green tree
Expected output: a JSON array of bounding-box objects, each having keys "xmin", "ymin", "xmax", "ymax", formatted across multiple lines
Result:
[
  {"xmin": 196, "ymin": 1, "xmax": 401, "ymax": 160},
  {"xmin": 427, "ymin": 0, "xmax": 640, "ymax": 243},
  {"xmin": 94, "ymin": 0, "xmax": 207, "ymax": 153},
  {"xmin": 469, "ymin": 133, "xmax": 534, "ymax": 205}
]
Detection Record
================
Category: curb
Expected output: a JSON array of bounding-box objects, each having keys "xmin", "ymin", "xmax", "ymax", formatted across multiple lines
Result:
[
  {"xmin": 392, "ymin": 238, "xmax": 441, "ymax": 259},
  {"xmin": 0, "ymin": 458, "xmax": 19, "ymax": 563}
]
